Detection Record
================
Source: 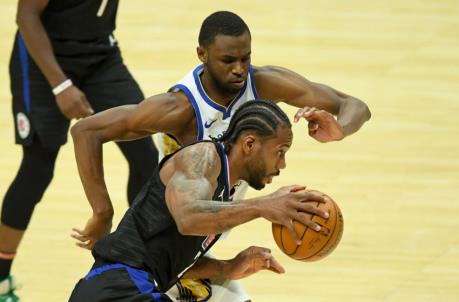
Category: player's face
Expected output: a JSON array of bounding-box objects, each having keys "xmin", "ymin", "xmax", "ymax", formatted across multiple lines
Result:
[
  {"xmin": 200, "ymin": 31, "xmax": 252, "ymax": 94},
  {"xmin": 247, "ymin": 126, "xmax": 293, "ymax": 190}
]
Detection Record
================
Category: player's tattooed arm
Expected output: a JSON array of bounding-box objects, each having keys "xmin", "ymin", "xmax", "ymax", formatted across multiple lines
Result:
[
  {"xmin": 165, "ymin": 143, "xmax": 220, "ymax": 229},
  {"xmin": 165, "ymin": 143, "xmax": 328, "ymax": 236},
  {"xmin": 165, "ymin": 143, "xmax": 259, "ymax": 235},
  {"xmin": 169, "ymin": 142, "xmax": 219, "ymax": 201},
  {"xmin": 182, "ymin": 257, "xmax": 228, "ymax": 284}
]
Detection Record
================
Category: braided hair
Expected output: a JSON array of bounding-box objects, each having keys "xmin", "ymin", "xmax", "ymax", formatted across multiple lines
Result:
[{"xmin": 217, "ymin": 99, "xmax": 291, "ymax": 153}]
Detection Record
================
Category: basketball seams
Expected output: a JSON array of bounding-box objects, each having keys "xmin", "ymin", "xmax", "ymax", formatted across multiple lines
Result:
[
  {"xmin": 297, "ymin": 199, "xmax": 340, "ymax": 261},
  {"xmin": 305, "ymin": 200, "xmax": 338, "ymax": 260},
  {"xmin": 324, "ymin": 205, "xmax": 344, "ymax": 257},
  {"xmin": 294, "ymin": 201, "xmax": 320, "ymax": 258},
  {"xmin": 272, "ymin": 197, "xmax": 343, "ymax": 261},
  {"xmin": 279, "ymin": 219, "xmax": 309, "ymax": 256}
]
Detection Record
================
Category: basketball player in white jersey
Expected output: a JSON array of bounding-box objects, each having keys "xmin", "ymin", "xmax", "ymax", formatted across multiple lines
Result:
[{"xmin": 70, "ymin": 11, "xmax": 371, "ymax": 302}]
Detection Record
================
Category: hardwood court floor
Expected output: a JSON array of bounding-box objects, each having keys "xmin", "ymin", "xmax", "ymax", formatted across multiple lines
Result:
[{"xmin": 0, "ymin": 1, "xmax": 458, "ymax": 301}]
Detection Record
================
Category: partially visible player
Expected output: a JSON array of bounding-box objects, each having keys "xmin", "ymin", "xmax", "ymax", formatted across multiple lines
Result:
[
  {"xmin": 69, "ymin": 100, "xmax": 331, "ymax": 302},
  {"xmin": 0, "ymin": 1, "xmax": 158, "ymax": 301}
]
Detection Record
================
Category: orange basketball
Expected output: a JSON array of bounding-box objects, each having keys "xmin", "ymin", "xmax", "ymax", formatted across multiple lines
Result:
[{"xmin": 272, "ymin": 192, "xmax": 344, "ymax": 261}]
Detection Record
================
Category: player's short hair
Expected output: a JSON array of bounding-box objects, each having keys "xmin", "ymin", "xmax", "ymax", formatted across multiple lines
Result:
[
  {"xmin": 198, "ymin": 11, "xmax": 251, "ymax": 47},
  {"xmin": 217, "ymin": 99, "xmax": 291, "ymax": 153}
]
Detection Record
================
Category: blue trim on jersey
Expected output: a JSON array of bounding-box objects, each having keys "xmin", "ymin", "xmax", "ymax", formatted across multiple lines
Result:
[
  {"xmin": 84, "ymin": 263, "xmax": 161, "ymax": 301},
  {"xmin": 125, "ymin": 267, "xmax": 158, "ymax": 298},
  {"xmin": 172, "ymin": 84, "xmax": 204, "ymax": 140},
  {"xmin": 85, "ymin": 263, "xmax": 117, "ymax": 279},
  {"xmin": 17, "ymin": 33, "xmax": 31, "ymax": 113},
  {"xmin": 224, "ymin": 90, "xmax": 245, "ymax": 120},
  {"xmin": 192, "ymin": 64, "xmax": 249, "ymax": 119},
  {"xmin": 217, "ymin": 143, "xmax": 231, "ymax": 197},
  {"xmin": 249, "ymin": 65, "xmax": 259, "ymax": 99}
]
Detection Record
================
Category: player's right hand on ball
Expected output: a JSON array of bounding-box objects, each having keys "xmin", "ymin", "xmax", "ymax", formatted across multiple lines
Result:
[
  {"xmin": 71, "ymin": 214, "xmax": 112, "ymax": 250},
  {"xmin": 56, "ymin": 85, "xmax": 94, "ymax": 119},
  {"xmin": 260, "ymin": 185, "xmax": 330, "ymax": 245}
]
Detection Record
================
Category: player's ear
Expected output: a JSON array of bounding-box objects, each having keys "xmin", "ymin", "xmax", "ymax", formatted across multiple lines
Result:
[
  {"xmin": 242, "ymin": 134, "xmax": 256, "ymax": 155},
  {"xmin": 197, "ymin": 46, "xmax": 208, "ymax": 63}
]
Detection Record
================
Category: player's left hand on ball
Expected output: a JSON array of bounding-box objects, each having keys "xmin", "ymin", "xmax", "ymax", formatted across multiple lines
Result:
[
  {"xmin": 294, "ymin": 106, "xmax": 345, "ymax": 142},
  {"xmin": 227, "ymin": 246, "xmax": 285, "ymax": 280},
  {"xmin": 71, "ymin": 214, "xmax": 112, "ymax": 250}
]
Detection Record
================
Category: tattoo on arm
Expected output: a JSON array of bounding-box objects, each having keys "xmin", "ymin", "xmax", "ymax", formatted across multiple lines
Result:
[
  {"xmin": 184, "ymin": 257, "xmax": 228, "ymax": 282},
  {"xmin": 189, "ymin": 200, "xmax": 240, "ymax": 214},
  {"xmin": 174, "ymin": 181, "xmax": 207, "ymax": 201},
  {"xmin": 171, "ymin": 143, "xmax": 220, "ymax": 202},
  {"xmin": 168, "ymin": 143, "xmax": 252, "ymax": 233},
  {"xmin": 213, "ymin": 260, "xmax": 227, "ymax": 284},
  {"xmin": 188, "ymin": 144, "xmax": 217, "ymax": 176}
]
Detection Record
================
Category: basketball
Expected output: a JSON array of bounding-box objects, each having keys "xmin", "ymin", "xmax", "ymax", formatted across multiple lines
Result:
[{"xmin": 272, "ymin": 191, "xmax": 344, "ymax": 261}]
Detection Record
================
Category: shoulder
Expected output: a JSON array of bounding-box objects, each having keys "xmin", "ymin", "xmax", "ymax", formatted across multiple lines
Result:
[
  {"xmin": 252, "ymin": 65, "xmax": 290, "ymax": 80},
  {"xmin": 252, "ymin": 65, "xmax": 293, "ymax": 100},
  {"xmin": 252, "ymin": 65, "xmax": 292, "ymax": 90},
  {"xmin": 253, "ymin": 65, "xmax": 305, "ymax": 84},
  {"xmin": 143, "ymin": 90, "xmax": 193, "ymax": 113},
  {"xmin": 174, "ymin": 142, "xmax": 222, "ymax": 180},
  {"xmin": 139, "ymin": 91, "xmax": 196, "ymax": 129},
  {"xmin": 252, "ymin": 65, "xmax": 311, "ymax": 102}
]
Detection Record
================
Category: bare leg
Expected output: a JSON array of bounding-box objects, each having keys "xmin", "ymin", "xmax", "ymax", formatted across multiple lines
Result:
[{"xmin": 0, "ymin": 225, "xmax": 24, "ymax": 254}]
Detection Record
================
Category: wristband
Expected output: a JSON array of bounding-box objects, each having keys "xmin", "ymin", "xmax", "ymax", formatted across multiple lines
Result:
[{"xmin": 52, "ymin": 79, "xmax": 73, "ymax": 95}]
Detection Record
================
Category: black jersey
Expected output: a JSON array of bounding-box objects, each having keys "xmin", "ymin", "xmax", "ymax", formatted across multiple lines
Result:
[
  {"xmin": 41, "ymin": 0, "xmax": 119, "ymax": 40},
  {"xmin": 92, "ymin": 141, "xmax": 232, "ymax": 292}
]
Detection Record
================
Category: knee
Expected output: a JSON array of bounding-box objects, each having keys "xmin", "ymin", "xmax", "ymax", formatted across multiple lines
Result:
[
  {"xmin": 19, "ymin": 146, "xmax": 57, "ymax": 189},
  {"xmin": 1, "ymin": 145, "xmax": 58, "ymax": 229}
]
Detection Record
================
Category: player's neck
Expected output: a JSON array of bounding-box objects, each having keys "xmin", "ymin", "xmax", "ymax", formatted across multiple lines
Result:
[
  {"xmin": 200, "ymin": 72, "xmax": 239, "ymax": 106},
  {"xmin": 225, "ymin": 147, "xmax": 247, "ymax": 188}
]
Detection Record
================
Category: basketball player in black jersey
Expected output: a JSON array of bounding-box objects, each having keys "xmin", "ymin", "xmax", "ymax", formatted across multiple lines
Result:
[
  {"xmin": 70, "ymin": 11, "xmax": 370, "ymax": 302},
  {"xmin": 0, "ymin": 1, "xmax": 158, "ymax": 300},
  {"xmin": 69, "ymin": 100, "xmax": 331, "ymax": 301}
]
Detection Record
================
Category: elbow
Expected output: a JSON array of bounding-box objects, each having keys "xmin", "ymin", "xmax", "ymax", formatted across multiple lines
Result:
[
  {"xmin": 174, "ymin": 212, "xmax": 204, "ymax": 236},
  {"xmin": 176, "ymin": 224, "xmax": 189, "ymax": 236},
  {"xmin": 70, "ymin": 119, "xmax": 97, "ymax": 144},
  {"xmin": 364, "ymin": 103, "xmax": 372, "ymax": 121},
  {"xmin": 16, "ymin": 11, "xmax": 25, "ymax": 27},
  {"xmin": 16, "ymin": 5, "xmax": 37, "ymax": 28},
  {"xmin": 360, "ymin": 100, "xmax": 371, "ymax": 122},
  {"xmin": 176, "ymin": 219, "xmax": 193, "ymax": 236},
  {"xmin": 353, "ymin": 98, "xmax": 371, "ymax": 122},
  {"xmin": 70, "ymin": 120, "xmax": 86, "ymax": 140},
  {"xmin": 175, "ymin": 214, "xmax": 200, "ymax": 236}
]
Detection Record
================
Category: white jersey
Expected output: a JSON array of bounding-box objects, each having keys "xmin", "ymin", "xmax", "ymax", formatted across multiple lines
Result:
[{"xmin": 156, "ymin": 64, "xmax": 258, "ymax": 159}]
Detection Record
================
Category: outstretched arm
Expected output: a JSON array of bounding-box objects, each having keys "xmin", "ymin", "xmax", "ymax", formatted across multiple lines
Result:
[
  {"xmin": 165, "ymin": 143, "xmax": 329, "ymax": 244},
  {"xmin": 255, "ymin": 65, "xmax": 371, "ymax": 142},
  {"xmin": 71, "ymin": 92, "xmax": 193, "ymax": 249}
]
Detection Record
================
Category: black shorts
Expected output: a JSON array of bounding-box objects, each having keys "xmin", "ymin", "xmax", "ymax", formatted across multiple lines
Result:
[
  {"xmin": 69, "ymin": 263, "xmax": 172, "ymax": 302},
  {"xmin": 9, "ymin": 32, "xmax": 144, "ymax": 148}
]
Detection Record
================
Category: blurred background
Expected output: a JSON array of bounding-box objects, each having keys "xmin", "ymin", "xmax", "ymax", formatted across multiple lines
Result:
[{"xmin": 0, "ymin": 1, "xmax": 458, "ymax": 301}]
